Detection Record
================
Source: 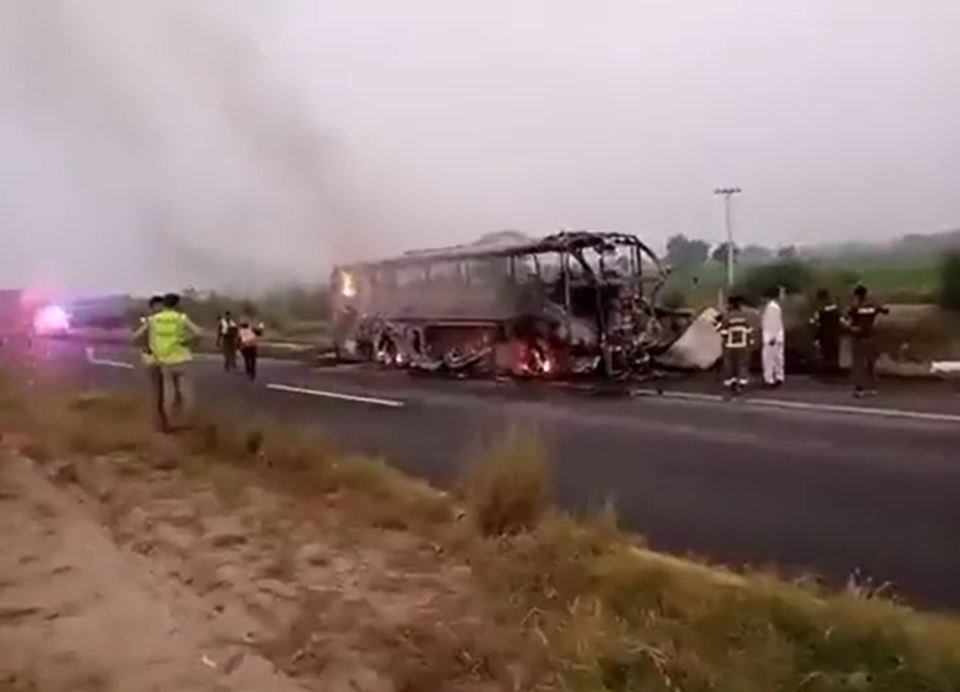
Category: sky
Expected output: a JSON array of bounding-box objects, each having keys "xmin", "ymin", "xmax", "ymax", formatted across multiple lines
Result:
[{"xmin": 1, "ymin": 0, "xmax": 958, "ymax": 293}]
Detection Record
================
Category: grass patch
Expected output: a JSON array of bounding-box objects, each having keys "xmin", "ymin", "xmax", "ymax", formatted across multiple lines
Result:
[
  {"xmin": 182, "ymin": 412, "xmax": 451, "ymax": 528},
  {"xmin": 472, "ymin": 513, "xmax": 960, "ymax": 691},
  {"xmin": 460, "ymin": 429, "xmax": 551, "ymax": 537},
  {"xmin": 0, "ymin": 675, "xmax": 39, "ymax": 692},
  {"xmin": 322, "ymin": 454, "xmax": 452, "ymax": 529}
]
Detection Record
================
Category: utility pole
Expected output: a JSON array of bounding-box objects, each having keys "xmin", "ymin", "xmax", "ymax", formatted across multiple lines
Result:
[{"xmin": 714, "ymin": 187, "xmax": 742, "ymax": 288}]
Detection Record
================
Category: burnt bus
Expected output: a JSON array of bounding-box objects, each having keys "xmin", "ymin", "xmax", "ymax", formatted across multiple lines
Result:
[{"xmin": 330, "ymin": 231, "xmax": 674, "ymax": 378}]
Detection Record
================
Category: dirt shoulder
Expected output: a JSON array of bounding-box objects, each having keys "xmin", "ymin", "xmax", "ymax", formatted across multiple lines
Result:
[
  {"xmin": 1, "ymin": 453, "xmax": 305, "ymax": 691},
  {"xmin": 0, "ymin": 446, "xmax": 535, "ymax": 692}
]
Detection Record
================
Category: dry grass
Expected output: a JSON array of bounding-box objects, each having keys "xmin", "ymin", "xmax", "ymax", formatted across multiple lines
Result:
[
  {"xmin": 182, "ymin": 412, "xmax": 452, "ymax": 530},
  {"xmin": 4, "ymin": 373, "xmax": 960, "ymax": 691},
  {"xmin": 460, "ymin": 429, "xmax": 551, "ymax": 537},
  {"xmin": 473, "ymin": 513, "xmax": 960, "ymax": 691},
  {"xmin": 0, "ymin": 382, "xmax": 151, "ymax": 462},
  {"xmin": 0, "ymin": 675, "xmax": 39, "ymax": 692}
]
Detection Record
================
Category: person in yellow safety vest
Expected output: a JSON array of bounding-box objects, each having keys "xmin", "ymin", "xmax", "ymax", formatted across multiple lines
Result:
[
  {"xmin": 133, "ymin": 292, "xmax": 201, "ymax": 432},
  {"xmin": 136, "ymin": 295, "xmax": 164, "ymax": 366},
  {"xmin": 134, "ymin": 295, "xmax": 165, "ymax": 427},
  {"xmin": 715, "ymin": 294, "xmax": 755, "ymax": 396}
]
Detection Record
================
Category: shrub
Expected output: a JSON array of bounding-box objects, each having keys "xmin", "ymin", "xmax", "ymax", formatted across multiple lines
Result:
[
  {"xmin": 938, "ymin": 252, "xmax": 960, "ymax": 312},
  {"xmin": 736, "ymin": 259, "xmax": 817, "ymax": 301},
  {"xmin": 660, "ymin": 288, "xmax": 688, "ymax": 310},
  {"xmin": 461, "ymin": 430, "xmax": 551, "ymax": 537},
  {"xmin": 818, "ymin": 265, "xmax": 862, "ymax": 298}
]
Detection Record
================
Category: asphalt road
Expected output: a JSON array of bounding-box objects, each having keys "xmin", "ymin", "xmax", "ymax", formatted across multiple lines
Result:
[{"xmin": 13, "ymin": 337, "xmax": 960, "ymax": 608}]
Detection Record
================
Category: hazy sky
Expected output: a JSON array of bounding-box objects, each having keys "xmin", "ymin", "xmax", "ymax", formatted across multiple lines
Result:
[{"xmin": 2, "ymin": 1, "xmax": 958, "ymax": 293}]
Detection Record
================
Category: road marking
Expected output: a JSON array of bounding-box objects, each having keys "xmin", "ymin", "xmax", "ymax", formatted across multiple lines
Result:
[
  {"xmin": 749, "ymin": 397, "xmax": 960, "ymax": 424},
  {"xmin": 85, "ymin": 347, "xmax": 135, "ymax": 370},
  {"xmin": 634, "ymin": 389, "xmax": 724, "ymax": 404},
  {"xmin": 195, "ymin": 353, "xmax": 295, "ymax": 366},
  {"xmin": 266, "ymin": 383, "xmax": 405, "ymax": 408},
  {"xmin": 633, "ymin": 388, "xmax": 960, "ymax": 424}
]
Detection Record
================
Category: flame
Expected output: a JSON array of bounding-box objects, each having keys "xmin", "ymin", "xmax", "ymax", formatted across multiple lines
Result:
[{"xmin": 341, "ymin": 271, "xmax": 357, "ymax": 298}]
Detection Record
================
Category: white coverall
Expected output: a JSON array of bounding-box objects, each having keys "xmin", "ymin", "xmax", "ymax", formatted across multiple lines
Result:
[{"xmin": 761, "ymin": 299, "xmax": 785, "ymax": 385}]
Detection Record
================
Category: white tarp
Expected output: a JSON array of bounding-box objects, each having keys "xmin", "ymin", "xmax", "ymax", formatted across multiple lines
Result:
[
  {"xmin": 655, "ymin": 307, "xmax": 723, "ymax": 370},
  {"xmin": 931, "ymin": 361, "xmax": 960, "ymax": 374}
]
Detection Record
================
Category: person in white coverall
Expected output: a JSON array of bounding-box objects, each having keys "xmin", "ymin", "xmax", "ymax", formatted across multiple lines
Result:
[{"xmin": 761, "ymin": 288, "xmax": 785, "ymax": 387}]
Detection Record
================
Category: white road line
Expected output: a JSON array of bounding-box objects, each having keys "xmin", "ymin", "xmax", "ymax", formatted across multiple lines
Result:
[
  {"xmin": 85, "ymin": 347, "xmax": 135, "ymax": 370},
  {"xmin": 266, "ymin": 383, "xmax": 405, "ymax": 408},
  {"xmin": 195, "ymin": 353, "xmax": 295, "ymax": 366},
  {"xmin": 634, "ymin": 389, "xmax": 723, "ymax": 404},
  {"xmin": 748, "ymin": 397, "xmax": 960, "ymax": 424},
  {"xmin": 633, "ymin": 387, "xmax": 960, "ymax": 424}
]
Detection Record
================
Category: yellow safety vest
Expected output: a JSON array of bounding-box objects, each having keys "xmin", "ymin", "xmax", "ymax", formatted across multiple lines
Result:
[{"xmin": 148, "ymin": 309, "xmax": 192, "ymax": 365}]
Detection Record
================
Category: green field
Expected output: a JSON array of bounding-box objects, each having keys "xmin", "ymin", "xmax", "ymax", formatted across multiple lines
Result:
[
  {"xmin": 826, "ymin": 255, "xmax": 941, "ymax": 304},
  {"xmin": 661, "ymin": 253, "xmax": 944, "ymax": 309}
]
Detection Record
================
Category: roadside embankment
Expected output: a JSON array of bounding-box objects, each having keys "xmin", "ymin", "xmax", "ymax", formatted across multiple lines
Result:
[{"xmin": 2, "ymin": 371, "xmax": 959, "ymax": 691}]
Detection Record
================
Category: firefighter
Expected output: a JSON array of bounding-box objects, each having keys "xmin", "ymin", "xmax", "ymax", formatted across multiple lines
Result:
[
  {"xmin": 844, "ymin": 285, "xmax": 888, "ymax": 398},
  {"xmin": 761, "ymin": 287, "xmax": 785, "ymax": 387},
  {"xmin": 238, "ymin": 318, "xmax": 264, "ymax": 380},
  {"xmin": 717, "ymin": 294, "xmax": 754, "ymax": 395},
  {"xmin": 133, "ymin": 293, "xmax": 201, "ymax": 432},
  {"xmin": 216, "ymin": 310, "xmax": 239, "ymax": 372},
  {"xmin": 810, "ymin": 289, "xmax": 841, "ymax": 376}
]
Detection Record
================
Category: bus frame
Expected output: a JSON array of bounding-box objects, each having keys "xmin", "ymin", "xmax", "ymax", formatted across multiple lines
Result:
[{"xmin": 330, "ymin": 230, "xmax": 672, "ymax": 379}]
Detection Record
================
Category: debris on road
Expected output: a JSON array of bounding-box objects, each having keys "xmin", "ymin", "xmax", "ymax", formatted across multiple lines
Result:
[{"xmin": 654, "ymin": 306, "xmax": 724, "ymax": 370}]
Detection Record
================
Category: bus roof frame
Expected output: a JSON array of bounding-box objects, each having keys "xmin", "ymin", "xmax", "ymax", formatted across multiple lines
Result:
[{"xmin": 336, "ymin": 230, "xmax": 666, "ymax": 278}]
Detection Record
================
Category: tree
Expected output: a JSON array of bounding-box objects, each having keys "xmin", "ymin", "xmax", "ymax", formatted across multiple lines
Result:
[
  {"xmin": 740, "ymin": 244, "xmax": 773, "ymax": 263},
  {"xmin": 736, "ymin": 259, "xmax": 817, "ymax": 301},
  {"xmin": 665, "ymin": 235, "xmax": 710, "ymax": 270},
  {"xmin": 939, "ymin": 252, "xmax": 960, "ymax": 312},
  {"xmin": 777, "ymin": 245, "xmax": 798, "ymax": 260},
  {"xmin": 711, "ymin": 242, "xmax": 739, "ymax": 263},
  {"xmin": 660, "ymin": 288, "xmax": 688, "ymax": 310}
]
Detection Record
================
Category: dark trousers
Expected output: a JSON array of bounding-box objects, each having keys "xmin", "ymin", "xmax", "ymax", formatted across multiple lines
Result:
[
  {"xmin": 818, "ymin": 339, "xmax": 840, "ymax": 376},
  {"xmin": 241, "ymin": 346, "xmax": 258, "ymax": 380},
  {"xmin": 723, "ymin": 348, "xmax": 749, "ymax": 388},
  {"xmin": 222, "ymin": 342, "xmax": 238, "ymax": 371},
  {"xmin": 851, "ymin": 338, "xmax": 878, "ymax": 391},
  {"xmin": 149, "ymin": 365, "xmax": 189, "ymax": 431},
  {"xmin": 147, "ymin": 365, "xmax": 167, "ymax": 431}
]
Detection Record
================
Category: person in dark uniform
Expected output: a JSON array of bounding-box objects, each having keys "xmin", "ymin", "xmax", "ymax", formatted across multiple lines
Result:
[
  {"xmin": 810, "ymin": 289, "xmax": 841, "ymax": 376},
  {"xmin": 216, "ymin": 311, "xmax": 239, "ymax": 372},
  {"xmin": 844, "ymin": 285, "xmax": 888, "ymax": 397},
  {"xmin": 716, "ymin": 294, "xmax": 754, "ymax": 396}
]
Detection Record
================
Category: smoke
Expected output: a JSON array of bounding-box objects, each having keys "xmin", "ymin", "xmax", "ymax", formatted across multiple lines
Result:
[
  {"xmin": 0, "ymin": 0, "xmax": 392, "ymax": 293},
  {"xmin": 5, "ymin": 1, "xmax": 958, "ymax": 296}
]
